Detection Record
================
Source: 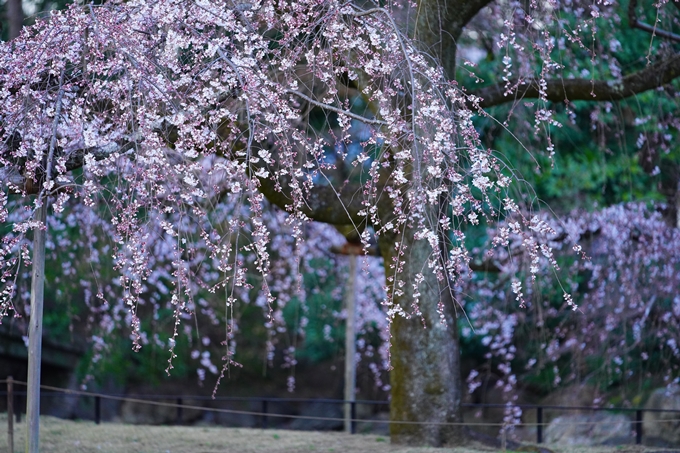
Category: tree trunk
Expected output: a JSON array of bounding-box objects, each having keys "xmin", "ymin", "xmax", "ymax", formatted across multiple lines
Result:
[{"xmin": 378, "ymin": 203, "xmax": 464, "ymax": 446}]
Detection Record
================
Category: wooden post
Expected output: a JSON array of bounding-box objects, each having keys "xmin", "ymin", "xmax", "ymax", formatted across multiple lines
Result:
[
  {"xmin": 176, "ymin": 398, "xmax": 183, "ymax": 425},
  {"xmin": 260, "ymin": 399, "xmax": 268, "ymax": 429},
  {"xmin": 536, "ymin": 406, "xmax": 543, "ymax": 444},
  {"xmin": 344, "ymin": 253, "xmax": 357, "ymax": 434},
  {"xmin": 26, "ymin": 199, "xmax": 47, "ymax": 453},
  {"xmin": 94, "ymin": 396, "xmax": 101, "ymax": 425},
  {"xmin": 635, "ymin": 409, "xmax": 643, "ymax": 444},
  {"xmin": 7, "ymin": 376, "xmax": 14, "ymax": 453},
  {"xmin": 332, "ymin": 241, "xmax": 373, "ymax": 435}
]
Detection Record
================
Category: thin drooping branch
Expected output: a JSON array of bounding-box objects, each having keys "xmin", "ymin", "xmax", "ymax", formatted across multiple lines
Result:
[
  {"xmin": 628, "ymin": 0, "xmax": 680, "ymax": 43},
  {"xmin": 469, "ymin": 53, "xmax": 680, "ymax": 108}
]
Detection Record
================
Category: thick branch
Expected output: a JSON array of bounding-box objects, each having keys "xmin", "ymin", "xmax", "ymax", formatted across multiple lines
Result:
[
  {"xmin": 0, "ymin": 167, "xmax": 25, "ymax": 186},
  {"xmin": 63, "ymin": 138, "xmax": 140, "ymax": 171},
  {"xmin": 628, "ymin": 0, "xmax": 680, "ymax": 43},
  {"xmin": 286, "ymin": 90, "xmax": 387, "ymax": 127},
  {"xmin": 255, "ymin": 173, "xmax": 366, "ymax": 225},
  {"xmin": 412, "ymin": 0, "xmax": 494, "ymax": 79},
  {"xmin": 2, "ymin": 136, "xmax": 139, "ymax": 194},
  {"xmin": 469, "ymin": 54, "xmax": 680, "ymax": 108}
]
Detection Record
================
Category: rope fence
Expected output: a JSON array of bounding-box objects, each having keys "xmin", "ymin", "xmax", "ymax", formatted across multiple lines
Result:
[{"xmin": 3, "ymin": 377, "xmax": 680, "ymax": 451}]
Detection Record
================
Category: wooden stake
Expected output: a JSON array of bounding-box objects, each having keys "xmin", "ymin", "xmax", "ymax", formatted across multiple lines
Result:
[
  {"xmin": 25, "ymin": 70, "xmax": 63, "ymax": 453},
  {"xmin": 7, "ymin": 376, "xmax": 13, "ymax": 453},
  {"xmin": 343, "ymin": 254, "xmax": 357, "ymax": 434}
]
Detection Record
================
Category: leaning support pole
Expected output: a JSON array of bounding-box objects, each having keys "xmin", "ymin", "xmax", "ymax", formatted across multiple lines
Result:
[
  {"xmin": 25, "ymin": 71, "xmax": 63, "ymax": 453},
  {"xmin": 26, "ymin": 199, "xmax": 47, "ymax": 453},
  {"xmin": 343, "ymin": 253, "xmax": 357, "ymax": 434}
]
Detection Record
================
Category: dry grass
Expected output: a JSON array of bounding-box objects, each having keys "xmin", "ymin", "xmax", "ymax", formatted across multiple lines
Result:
[{"xmin": 0, "ymin": 414, "xmax": 669, "ymax": 453}]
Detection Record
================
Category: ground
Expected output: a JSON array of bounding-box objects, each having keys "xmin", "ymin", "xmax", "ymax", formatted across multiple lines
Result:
[{"xmin": 0, "ymin": 415, "xmax": 672, "ymax": 453}]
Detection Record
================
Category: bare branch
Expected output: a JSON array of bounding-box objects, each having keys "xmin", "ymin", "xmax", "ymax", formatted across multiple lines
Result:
[
  {"xmin": 330, "ymin": 243, "xmax": 380, "ymax": 256},
  {"xmin": 63, "ymin": 136, "xmax": 142, "ymax": 172},
  {"xmin": 468, "ymin": 54, "xmax": 680, "ymax": 108},
  {"xmin": 630, "ymin": 19, "xmax": 680, "ymax": 42}
]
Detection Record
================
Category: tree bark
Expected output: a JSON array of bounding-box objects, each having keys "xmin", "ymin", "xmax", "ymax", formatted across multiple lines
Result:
[
  {"xmin": 377, "ymin": 201, "xmax": 463, "ymax": 446},
  {"xmin": 412, "ymin": 0, "xmax": 493, "ymax": 80},
  {"xmin": 381, "ymin": 0, "xmax": 484, "ymax": 444}
]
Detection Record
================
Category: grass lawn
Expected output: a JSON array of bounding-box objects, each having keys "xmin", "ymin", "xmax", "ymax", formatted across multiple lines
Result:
[{"xmin": 0, "ymin": 414, "xmax": 666, "ymax": 453}]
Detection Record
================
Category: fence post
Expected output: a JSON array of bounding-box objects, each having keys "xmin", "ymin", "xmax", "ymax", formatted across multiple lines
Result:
[
  {"xmin": 94, "ymin": 396, "xmax": 101, "ymax": 425},
  {"xmin": 176, "ymin": 398, "xmax": 183, "ymax": 425},
  {"xmin": 261, "ymin": 399, "xmax": 268, "ymax": 429},
  {"xmin": 351, "ymin": 401, "xmax": 356, "ymax": 434},
  {"xmin": 536, "ymin": 406, "xmax": 543, "ymax": 444},
  {"xmin": 7, "ymin": 376, "xmax": 14, "ymax": 453},
  {"xmin": 15, "ymin": 390, "xmax": 20, "ymax": 424},
  {"xmin": 635, "ymin": 409, "xmax": 643, "ymax": 445}
]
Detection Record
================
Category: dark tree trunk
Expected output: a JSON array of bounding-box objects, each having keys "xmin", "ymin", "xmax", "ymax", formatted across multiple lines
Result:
[
  {"xmin": 377, "ymin": 202, "xmax": 464, "ymax": 446},
  {"xmin": 7, "ymin": 0, "xmax": 23, "ymax": 40}
]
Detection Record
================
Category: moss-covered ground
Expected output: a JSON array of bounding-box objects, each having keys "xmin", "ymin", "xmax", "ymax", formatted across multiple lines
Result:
[{"xmin": 0, "ymin": 415, "xmax": 667, "ymax": 453}]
